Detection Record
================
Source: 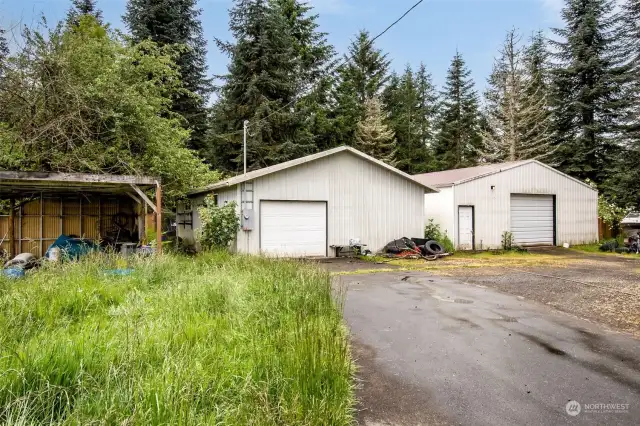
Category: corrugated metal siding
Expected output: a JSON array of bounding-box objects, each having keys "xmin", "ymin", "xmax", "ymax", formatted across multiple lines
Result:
[
  {"xmin": 453, "ymin": 162, "xmax": 598, "ymax": 249},
  {"xmin": 225, "ymin": 151, "xmax": 425, "ymax": 255},
  {"xmin": 424, "ymin": 187, "xmax": 455, "ymax": 242}
]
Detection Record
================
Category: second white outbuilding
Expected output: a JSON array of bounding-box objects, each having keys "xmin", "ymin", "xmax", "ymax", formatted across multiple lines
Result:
[{"xmin": 413, "ymin": 160, "xmax": 598, "ymax": 250}]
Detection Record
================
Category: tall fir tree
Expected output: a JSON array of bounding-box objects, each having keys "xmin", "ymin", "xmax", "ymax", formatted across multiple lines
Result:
[
  {"xmin": 434, "ymin": 52, "xmax": 482, "ymax": 170},
  {"xmin": 382, "ymin": 64, "xmax": 435, "ymax": 173},
  {"xmin": 549, "ymin": 0, "xmax": 632, "ymax": 185},
  {"xmin": 210, "ymin": 0, "xmax": 315, "ymax": 172},
  {"xmin": 414, "ymin": 63, "xmax": 439, "ymax": 157},
  {"xmin": 124, "ymin": 0, "xmax": 211, "ymax": 152},
  {"xmin": 273, "ymin": 0, "xmax": 337, "ymax": 152},
  {"xmin": 0, "ymin": 26, "xmax": 8, "ymax": 65},
  {"xmin": 606, "ymin": 0, "xmax": 640, "ymax": 207},
  {"xmin": 67, "ymin": 0, "xmax": 103, "ymax": 26},
  {"xmin": 482, "ymin": 29, "xmax": 554, "ymax": 162},
  {"xmin": 332, "ymin": 30, "xmax": 391, "ymax": 146},
  {"xmin": 355, "ymin": 97, "xmax": 397, "ymax": 165}
]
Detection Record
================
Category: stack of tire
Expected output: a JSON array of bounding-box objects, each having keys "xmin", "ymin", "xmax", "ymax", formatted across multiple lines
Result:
[{"xmin": 411, "ymin": 238, "xmax": 446, "ymax": 256}]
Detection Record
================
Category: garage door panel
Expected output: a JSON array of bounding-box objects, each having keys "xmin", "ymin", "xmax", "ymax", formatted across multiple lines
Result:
[
  {"xmin": 261, "ymin": 201, "xmax": 327, "ymax": 257},
  {"xmin": 510, "ymin": 195, "xmax": 554, "ymax": 247}
]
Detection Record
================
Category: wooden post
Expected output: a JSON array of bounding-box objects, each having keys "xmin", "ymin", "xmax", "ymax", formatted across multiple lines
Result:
[
  {"xmin": 155, "ymin": 182, "xmax": 162, "ymax": 254},
  {"xmin": 8, "ymin": 198, "xmax": 15, "ymax": 258}
]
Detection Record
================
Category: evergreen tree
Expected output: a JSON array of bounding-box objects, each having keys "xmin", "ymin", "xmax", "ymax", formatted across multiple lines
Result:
[
  {"xmin": 434, "ymin": 52, "xmax": 481, "ymax": 169},
  {"xmin": 382, "ymin": 64, "xmax": 435, "ymax": 173},
  {"xmin": 332, "ymin": 30, "xmax": 391, "ymax": 145},
  {"xmin": 0, "ymin": 27, "xmax": 8, "ymax": 65},
  {"xmin": 210, "ymin": 0, "xmax": 314, "ymax": 172},
  {"xmin": 414, "ymin": 63, "xmax": 439, "ymax": 157},
  {"xmin": 606, "ymin": 0, "xmax": 640, "ymax": 207},
  {"xmin": 355, "ymin": 97, "xmax": 397, "ymax": 165},
  {"xmin": 67, "ymin": 0, "xmax": 103, "ymax": 26},
  {"xmin": 549, "ymin": 0, "xmax": 631, "ymax": 185},
  {"xmin": 124, "ymin": 0, "xmax": 210, "ymax": 152},
  {"xmin": 273, "ymin": 0, "xmax": 337, "ymax": 152},
  {"xmin": 620, "ymin": 0, "xmax": 640, "ymax": 143},
  {"xmin": 482, "ymin": 29, "xmax": 554, "ymax": 162}
]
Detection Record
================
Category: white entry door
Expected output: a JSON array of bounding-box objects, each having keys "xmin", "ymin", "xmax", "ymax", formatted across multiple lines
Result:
[
  {"xmin": 458, "ymin": 206, "xmax": 474, "ymax": 250},
  {"xmin": 260, "ymin": 201, "xmax": 327, "ymax": 257},
  {"xmin": 510, "ymin": 194, "xmax": 554, "ymax": 246}
]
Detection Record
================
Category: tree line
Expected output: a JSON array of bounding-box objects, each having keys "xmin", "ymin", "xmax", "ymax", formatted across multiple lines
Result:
[{"xmin": 0, "ymin": 0, "xmax": 639, "ymax": 208}]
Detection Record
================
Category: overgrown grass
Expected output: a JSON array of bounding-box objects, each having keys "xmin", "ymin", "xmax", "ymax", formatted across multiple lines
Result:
[{"xmin": 0, "ymin": 253, "xmax": 354, "ymax": 425}]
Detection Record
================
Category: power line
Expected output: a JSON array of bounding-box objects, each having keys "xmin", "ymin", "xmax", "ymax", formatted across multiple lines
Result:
[{"xmin": 245, "ymin": 0, "xmax": 426, "ymax": 130}]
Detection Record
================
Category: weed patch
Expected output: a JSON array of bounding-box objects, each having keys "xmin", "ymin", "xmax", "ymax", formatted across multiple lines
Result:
[{"xmin": 0, "ymin": 253, "xmax": 354, "ymax": 425}]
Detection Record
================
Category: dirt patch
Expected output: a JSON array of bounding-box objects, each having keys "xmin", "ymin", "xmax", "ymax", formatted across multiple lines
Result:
[
  {"xmin": 443, "ymin": 254, "xmax": 640, "ymax": 336},
  {"xmin": 351, "ymin": 339, "xmax": 450, "ymax": 426},
  {"xmin": 319, "ymin": 258, "xmax": 400, "ymax": 274}
]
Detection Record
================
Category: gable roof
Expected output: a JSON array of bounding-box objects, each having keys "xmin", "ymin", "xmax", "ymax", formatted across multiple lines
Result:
[
  {"xmin": 189, "ymin": 146, "xmax": 438, "ymax": 195},
  {"xmin": 413, "ymin": 160, "xmax": 596, "ymax": 191}
]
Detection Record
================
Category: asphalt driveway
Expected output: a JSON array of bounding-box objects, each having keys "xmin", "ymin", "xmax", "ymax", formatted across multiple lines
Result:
[{"xmin": 341, "ymin": 271, "xmax": 640, "ymax": 425}]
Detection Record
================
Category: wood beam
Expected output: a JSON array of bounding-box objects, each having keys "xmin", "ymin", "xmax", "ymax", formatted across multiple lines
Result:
[
  {"xmin": 126, "ymin": 192, "xmax": 142, "ymax": 204},
  {"xmin": 156, "ymin": 182, "xmax": 162, "ymax": 255},
  {"xmin": 130, "ymin": 184, "xmax": 157, "ymax": 213},
  {"xmin": 8, "ymin": 198, "xmax": 15, "ymax": 258},
  {"xmin": 0, "ymin": 171, "xmax": 158, "ymax": 186}
]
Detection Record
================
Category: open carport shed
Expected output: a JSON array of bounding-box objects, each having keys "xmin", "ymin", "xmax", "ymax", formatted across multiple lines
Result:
[
  {"xmin": 414, "ymin": 160, "xmax": 598, "ymax": 250},
  {"xmin": 0, "ymin": 171, "xmax": 162, "ymax": 257}
]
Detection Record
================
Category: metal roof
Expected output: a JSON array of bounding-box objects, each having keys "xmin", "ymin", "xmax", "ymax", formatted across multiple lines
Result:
[
  {"xmin": 413, "ymin": 160, "xmax": 596, "ymax": 191},
  {"xmin": 188, "ymin": 146, "xmax": 439, "ymax": 195},
  {"xmin": 0, "ymin": 171, "xmax": 158, "ymax": 197}
]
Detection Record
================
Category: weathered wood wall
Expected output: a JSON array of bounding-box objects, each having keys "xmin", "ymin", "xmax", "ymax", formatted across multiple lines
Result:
[{"xmin": 0, "ymin": 195, "xmax": 136, "ymax": 257}]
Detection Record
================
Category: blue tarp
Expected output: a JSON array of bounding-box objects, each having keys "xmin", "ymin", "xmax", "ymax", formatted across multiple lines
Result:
[{"xmin": 45, "ymin": 235, "xmax": 101, "ymax": 260}]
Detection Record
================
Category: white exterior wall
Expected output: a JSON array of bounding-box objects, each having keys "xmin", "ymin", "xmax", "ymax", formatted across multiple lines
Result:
[
  {"xmin": 191, "ymin": 151, "xmax": 426, "ymax": 256},
  {"xmin": 178, "ymin": 189, "xmax": 237, "ymax": 246},
  {"xmin": 453, "ymin": 162, "xmax": 598, "ymax": 249},
  {"xmin": 424, "ymin": 187, "xmax": 455, "ymax": 242}
]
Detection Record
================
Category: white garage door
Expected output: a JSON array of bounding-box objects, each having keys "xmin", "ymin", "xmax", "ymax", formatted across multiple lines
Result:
[
  {"xmin": 510, "ymin": 194, "xmax": 554, "ymax": 246},
  {"xmin": 261, "ymin": 201, "xmax": 327, "ymax": 257}
]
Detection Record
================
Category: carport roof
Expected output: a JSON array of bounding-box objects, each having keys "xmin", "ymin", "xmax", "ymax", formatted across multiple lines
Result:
[
  {"xmin": 0, "ymin": 171, "xmax": 159, "ymax": 197},
  {"xmin": 188, "ymin": 146, "xmax": 439, "ymax": 195},
  {"xmin": 413, "ymin": 160, "xmax": 596, "ymax": 191}
]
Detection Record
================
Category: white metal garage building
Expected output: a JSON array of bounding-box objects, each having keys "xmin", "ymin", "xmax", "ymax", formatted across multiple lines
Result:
[
  {"xmin": 413, "ymin": 160, "xmax": 598, "ymax": 250},
  {"xmin": 180, "ymin": 146, "xmax": 436, "ymax": 257}
]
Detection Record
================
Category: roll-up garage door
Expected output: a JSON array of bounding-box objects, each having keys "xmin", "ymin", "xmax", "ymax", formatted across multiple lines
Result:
[
  {"xmin": 260, "ymin": 201, "xmax": 327, "ymax": 257},
  {"xmin": 510, "ymin": 194, "xmax": 554, "ymax": 246}
]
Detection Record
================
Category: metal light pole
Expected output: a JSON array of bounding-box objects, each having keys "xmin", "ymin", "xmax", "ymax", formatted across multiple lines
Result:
[{"xmin": 243, "ymin": 120, "xmax": 249, "ymax": 175}]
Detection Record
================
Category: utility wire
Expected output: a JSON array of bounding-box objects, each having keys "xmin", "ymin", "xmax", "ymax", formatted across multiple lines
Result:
[{"xmin": 245, "ymin": 0, "xmax": 426, "ymax": 130}]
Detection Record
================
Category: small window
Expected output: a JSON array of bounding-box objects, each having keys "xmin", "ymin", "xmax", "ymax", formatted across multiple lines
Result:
[{"xmin": 213, "ymin": 194, "xmax": 219, "ymax": 205}]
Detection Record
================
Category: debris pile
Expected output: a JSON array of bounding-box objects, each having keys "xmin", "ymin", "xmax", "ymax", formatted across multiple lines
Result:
[{"xmin": 383, "ymin": 237, "xmax": 450, "ymax": 261}]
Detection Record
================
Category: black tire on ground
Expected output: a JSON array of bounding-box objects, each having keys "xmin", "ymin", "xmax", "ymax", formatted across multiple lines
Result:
[{"xmin": 424, "ymin": 240, "xmax": 445, "ymax": 255}]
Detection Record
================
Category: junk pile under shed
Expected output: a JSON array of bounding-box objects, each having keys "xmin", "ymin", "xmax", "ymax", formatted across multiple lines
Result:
[{"xmin": 0, "ymin": 171, "xmax": 162, "ymax": 275}]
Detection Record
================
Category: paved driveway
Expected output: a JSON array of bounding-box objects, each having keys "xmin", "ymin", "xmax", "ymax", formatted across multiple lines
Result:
[{"xmin": 341, "ymin": 271, "xmax": 640, "ymax": 425}]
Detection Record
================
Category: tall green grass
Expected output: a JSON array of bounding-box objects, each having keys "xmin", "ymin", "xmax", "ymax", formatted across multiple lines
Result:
[{"xmin": 0, "ymin": 253, "xmax": 354, "ymax": 425}]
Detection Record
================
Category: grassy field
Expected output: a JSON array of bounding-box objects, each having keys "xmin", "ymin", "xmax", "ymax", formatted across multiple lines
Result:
[{"xmin": 0, "ymin": 253, "xmax": 354, "ymax": 425}]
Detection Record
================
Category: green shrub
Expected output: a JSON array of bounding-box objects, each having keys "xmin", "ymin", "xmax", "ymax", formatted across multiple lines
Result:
[
  {"xmin": 425, "ymin": 219, "xmax": 455, "ymax": 253},
  {"xmin": 197, "ymin": 197, "xmax": 240, "ymax": 250},
  {"xmin": 501, "ymin": 231, "xmax": 515, "ymax": 251}
]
